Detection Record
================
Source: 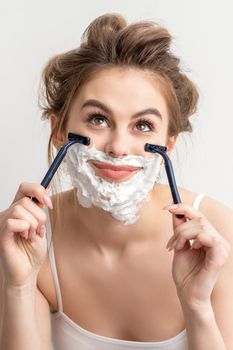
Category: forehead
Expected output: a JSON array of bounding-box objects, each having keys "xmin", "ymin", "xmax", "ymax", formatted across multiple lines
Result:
[{"xmin": 70, "ymin": 67, "xmax": 169, "ymax": 121}]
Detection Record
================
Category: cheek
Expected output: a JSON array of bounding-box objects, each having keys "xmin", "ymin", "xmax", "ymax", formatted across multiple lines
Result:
[
  {"xmin": 90, "ymin": 138, "xmax": 106, "ymax": 150},
  {"xmin": 158, "ymin": 127, "xmax": 169, "ymax": 146},
  {"xmin": 65, "ymin": 117, "xmax": 88, "ymax": 138},
  {"xmin": 149, "ymin": 133, "xmax": 168, "ymax": 148}
]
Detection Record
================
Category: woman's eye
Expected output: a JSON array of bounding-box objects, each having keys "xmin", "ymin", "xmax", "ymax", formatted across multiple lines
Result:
[
  {"xmin": 135, "ymin": 120, "xmax": 154, "ymax": 132},
  {"xmin": 88, "ymin": 114, "xmax": 108, "ymax": 127}
]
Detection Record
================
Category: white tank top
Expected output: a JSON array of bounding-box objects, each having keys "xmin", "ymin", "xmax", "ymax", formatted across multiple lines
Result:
[{"xmin": 46, "ymin": 193, "xmax": 205, "ymax": 350}]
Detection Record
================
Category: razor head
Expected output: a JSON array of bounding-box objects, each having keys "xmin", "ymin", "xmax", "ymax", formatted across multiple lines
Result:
[
  {"xmin": 68, "ymin": 132, "xmax": 90, "ymax": 146},
  {"xmin": 145, "ymin": 143, "xmax": 167, "ymax": 153}
]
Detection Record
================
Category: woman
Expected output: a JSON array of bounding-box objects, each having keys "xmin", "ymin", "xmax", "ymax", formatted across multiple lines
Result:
[{"xmin": 0, "ymin": 13, "xmax": 233, "ymax": 350}]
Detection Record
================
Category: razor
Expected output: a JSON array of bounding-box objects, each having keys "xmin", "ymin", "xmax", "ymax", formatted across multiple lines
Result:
[
  {"xmin": 145, "ymin": 143, "xmax": 184, "ymax": 219},
  {"xmin": 40, "ymin": 133, "xmax": 90, "ymax": 189}
]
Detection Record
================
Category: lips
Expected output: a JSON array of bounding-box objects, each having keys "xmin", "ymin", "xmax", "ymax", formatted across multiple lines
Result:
[
  {"xmin": 93, "ymin": 162, "xmax": 139, "ymax": 171},
  {"xmin": 91, "ymin": 161, "xmax": 141, "ymax": 180}
]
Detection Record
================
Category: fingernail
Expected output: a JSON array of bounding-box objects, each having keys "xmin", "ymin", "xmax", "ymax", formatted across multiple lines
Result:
[
  {"xmin": 163, "ymin": 204, "xmax": 178, "ymax": 210},
  {"xmin": 166, "ymin": 245, "xmax": 174, "ymax": 252},
  {"xmin": 21, "ymin": 231, "xmax": 27, "ymax": 239},
  {"xmin": 174, "ymin": 240, "xmax": 183, "ymax": 250},
  {"xmin": 167, "ymin": 239, "xmax": 178, "ymax": 251},
  {"xmin": 166, "ymin": 235, "xmax": 175, "ymax": 249},
  {"xmin": 37, "ymin": 225, "xmax": 46, "ymax": 237},
  {"xmin": 43, "ymin": 194, "xmax": 53, "ymax": 209}
]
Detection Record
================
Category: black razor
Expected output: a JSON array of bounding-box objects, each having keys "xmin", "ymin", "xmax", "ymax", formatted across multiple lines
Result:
[
  {"xmin": 32, "ymin": 133, "xmax": 90, "ymax": 204},
  {"xmin": 40, "ymin": 133, "xmax": 90, "ymax": 189},
  {"xmin": 145, "ymin": 143, "xmax": 184, "ymax": 219}
]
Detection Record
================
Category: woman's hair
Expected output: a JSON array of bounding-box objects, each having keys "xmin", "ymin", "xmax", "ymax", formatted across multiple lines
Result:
[{"xmin": 39, "ymin": 12, "xmax": 199, "ymax": 166}]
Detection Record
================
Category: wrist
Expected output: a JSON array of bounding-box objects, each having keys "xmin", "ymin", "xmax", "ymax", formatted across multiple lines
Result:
[
  {"xmin": 179, "ymin": 299, "xmax": 215, "ymax": 324},
  {"xmin": 3, "ymin": 277, "xmax": 37, "ymax": 297},
  {"xmin": 176, "ymin": 288, "xmax": 211, "ymax": 310}
]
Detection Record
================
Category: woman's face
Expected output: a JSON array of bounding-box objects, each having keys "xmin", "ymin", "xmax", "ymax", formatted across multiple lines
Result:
[{"xmin": 65, "ymin": 67, "xmax": 176, "ymax": 157}]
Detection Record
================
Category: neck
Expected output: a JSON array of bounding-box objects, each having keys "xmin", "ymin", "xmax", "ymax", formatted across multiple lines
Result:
[{"xmin": 68, "ymin": 186, "xmax": 165, "ymax": 255}]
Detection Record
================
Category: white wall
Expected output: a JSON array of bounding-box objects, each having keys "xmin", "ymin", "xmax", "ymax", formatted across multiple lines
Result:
[{"xmin": 0, "ymin": 0, "xmax": 233, "ymax": 210}]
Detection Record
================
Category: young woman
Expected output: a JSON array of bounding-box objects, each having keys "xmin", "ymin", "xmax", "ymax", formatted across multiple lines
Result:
[{"xmin": 0, "ymin": 13, "xmax": 233, "ymax": 350}]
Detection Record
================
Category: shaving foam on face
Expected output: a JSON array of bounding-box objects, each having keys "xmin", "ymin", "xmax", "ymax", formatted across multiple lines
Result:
[{"xmin": 66, "ymin": 144, "xmax": 162, "ymax": 225}]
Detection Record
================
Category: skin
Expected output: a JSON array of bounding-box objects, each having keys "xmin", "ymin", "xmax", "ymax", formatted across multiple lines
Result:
[{"xmin": 1, "ymin": 67, "xmax": 233, "ymax": 348}]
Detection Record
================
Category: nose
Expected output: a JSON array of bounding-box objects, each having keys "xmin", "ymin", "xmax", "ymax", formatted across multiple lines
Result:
[{"xmin": 104, "ymin": 130, "xmax": 130, "ymax": 158}]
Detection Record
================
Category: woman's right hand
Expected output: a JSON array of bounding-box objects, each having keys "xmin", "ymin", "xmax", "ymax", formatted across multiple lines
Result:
[{"xmin": 0, "ymin": 182, "xmax": 53, "ymax": 287}]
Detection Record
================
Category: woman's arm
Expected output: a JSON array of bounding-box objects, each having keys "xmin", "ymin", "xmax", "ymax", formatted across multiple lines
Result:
[
  {"xmin": 165, "ymin": 198, "xmax": 233, "ymax": 349},
  {"xmin": 0, "ymin": 182, "xmax": 53, "ymax": 349},
  {"xmin": 179, "ymin": 298, "xmax": 228, "ymax": 349},
  {"xmin": 1, "ymin": 276, "xmax": 51, "ymax": 350}
]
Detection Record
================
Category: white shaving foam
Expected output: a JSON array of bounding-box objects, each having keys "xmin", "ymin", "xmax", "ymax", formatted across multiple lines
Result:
[{"xmin": 66, "ymin": 144, "xmax": 162, "ymax": 225}]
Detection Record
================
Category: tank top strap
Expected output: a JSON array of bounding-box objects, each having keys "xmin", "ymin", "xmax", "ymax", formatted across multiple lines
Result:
[
  {"xmin": 192, "ymin": 193, "xmax": 205, "ymax": 210},
  {"xmin": 44, "ymin": 207, "xmax": 63, "ymax": 313}
]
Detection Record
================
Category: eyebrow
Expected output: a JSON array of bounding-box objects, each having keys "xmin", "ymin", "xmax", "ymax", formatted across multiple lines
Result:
[{"xmin": 81, "ymin": 99, "xmax": 163, "ymax": 121}]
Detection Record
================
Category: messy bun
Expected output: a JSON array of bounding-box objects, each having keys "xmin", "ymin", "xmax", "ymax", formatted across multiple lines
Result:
[{"xmin": 39, "ymin": 13, "xmax": 199, "ymax": 163}]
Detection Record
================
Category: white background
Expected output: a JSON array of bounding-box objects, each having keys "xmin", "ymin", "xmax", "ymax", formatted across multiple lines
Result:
[{"xmin": 0, "ymin": 0, "xmax": 233, "ymax": 210}]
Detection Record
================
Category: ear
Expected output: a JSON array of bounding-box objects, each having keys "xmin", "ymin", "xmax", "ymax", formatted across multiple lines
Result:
[
  {"xmin": 50, "ymin": 115, "xmax": 66, "ymax": 150},
  {"xmin": 166, "ymin": 134, "xmax": 178, "ymax": 155}
]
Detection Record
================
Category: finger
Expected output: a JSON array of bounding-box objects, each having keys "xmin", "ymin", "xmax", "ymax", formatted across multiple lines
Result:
[
  {"xmin": 36, "ymin": 225, "xmax": 46, "ymax": 238},
  {"xmin": 175, "ymin": 231, "xmax": 220, "ymax": 252},
  {"xmin": 9, "ymin": 205, "xmax": 40, "ymax": 236},
  {"xmin": 168, "ymin": 216, "xmax": 221, "ymax": 251},
  {"xmin": 167, "ymin": 222, "xmax": 204, "ymax": 249},
  {"xmin": 45, "ymin": 182, "xmax": 52, "ymax": 193},
  {"xmin": 12, "ymin": 182, "xmax": 52, "ymax": 208},
  {"xmin": 0, "ymin": 219, "xmax": 30, "ymax": 245},
  {"xmin": 174, "ymin": 218, "xmax": 202, "ymax": 236},
  {"xmin": 11, "ymin": 198, "xmax": 47, "ymax": 228},
  {"xmin": 172, "ymin": 213, "xmax": 186, "ymax": 230},
  {"xmin": 20, "ymin": 230, "xmax": 29, "ymax": 239},
  {"xmin": 193, "ymin": 233, "xmax": 219, "ymax": 249},
  {"xmin": 191, "ymin": 234, "xmax": 229, "ymax": 270},
  {"xmin": 164, "ymin": 203, "xmax": 204, "ymax": 220},
  {"xmin": 166, "ymin": 217, "xmax": 196, "ymax": 249},
  {"xmin": 164, "ymin": 203, "xmax": 204, "ymax": 230},
  {"xmin": 191, "ymin": 239, "xmax": 202, "ymax": 249},
  {"xmin": 174, "ymin": 231, "xmax": 199, "ymax": 250}
]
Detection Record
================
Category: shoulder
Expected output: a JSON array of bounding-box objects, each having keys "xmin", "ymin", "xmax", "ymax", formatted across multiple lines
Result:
[
  {"xmin": 157, "ymin": 183, "xmax": 233, "ymax": 241},
  {"xmin": 198, "ymin": 195, "xmax": 233, "ymax": 243},
  {"xmin": 181, "ymin": 187, "xmax": 233, "ymax": 243}
]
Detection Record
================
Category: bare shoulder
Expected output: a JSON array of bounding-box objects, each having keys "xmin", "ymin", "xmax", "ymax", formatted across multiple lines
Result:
[
  {"xmin": 198, "ymin": 195, "xmax": 233, "ymax": 243},
  {"xmin": 159, "ymin": 183, "xmax": 233, "ymax": 241}
]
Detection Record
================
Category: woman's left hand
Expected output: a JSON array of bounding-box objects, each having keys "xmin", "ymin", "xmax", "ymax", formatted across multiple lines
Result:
[{"xmin": 165, "ymin": 203, "xmax": 231, "ymax": 308}]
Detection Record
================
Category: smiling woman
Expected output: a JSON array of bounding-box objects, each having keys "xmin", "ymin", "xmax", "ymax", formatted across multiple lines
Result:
[{"xmin": 1, "ymin": 12, "xmax": 233, "ymax": 350}]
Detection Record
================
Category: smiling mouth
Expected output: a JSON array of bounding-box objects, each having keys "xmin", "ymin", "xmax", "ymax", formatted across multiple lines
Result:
[{"xmin": 90, "ymin": 161, "xmax": 142, "ymax": 181}]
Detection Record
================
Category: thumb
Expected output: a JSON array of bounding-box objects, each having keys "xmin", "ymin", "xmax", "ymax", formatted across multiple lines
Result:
[
  {"xmin": 172, "ymin": 213, "xmax": 186, "ymax": 229},
  {"xmin": 163, "ymin": 204, "xmax": 188, "ymax": 229}
]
